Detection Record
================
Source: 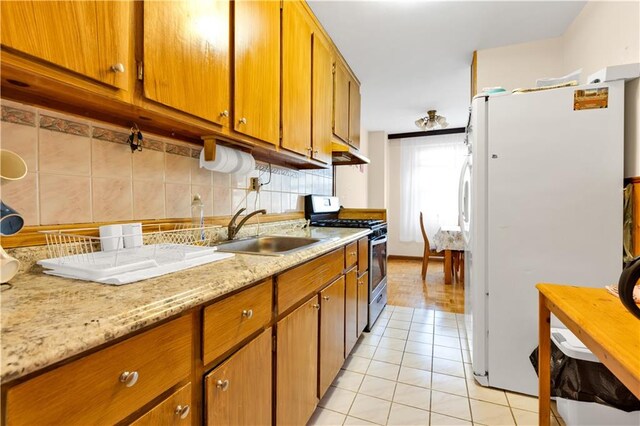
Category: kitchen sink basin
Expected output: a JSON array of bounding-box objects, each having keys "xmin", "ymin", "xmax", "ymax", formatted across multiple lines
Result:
[{"xmin": 215, "ymin": 236, "xmax": 327, "ymax": 256}]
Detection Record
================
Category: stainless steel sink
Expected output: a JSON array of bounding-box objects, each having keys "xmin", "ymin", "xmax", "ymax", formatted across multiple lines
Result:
[{"xmin": 215, "ymin": 236, "xmax": 326, "ymax": 256}]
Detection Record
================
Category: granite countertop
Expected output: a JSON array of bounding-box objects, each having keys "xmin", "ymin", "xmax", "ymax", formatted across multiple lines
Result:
[{"xmin": 1, "ymin": 227, "xmax": 370, "ymax": 384}]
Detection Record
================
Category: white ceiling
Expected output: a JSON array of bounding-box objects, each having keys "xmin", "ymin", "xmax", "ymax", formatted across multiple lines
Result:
[{"xmin": 308, "ymin": 1, "xmax": 586, "ymax": 134}]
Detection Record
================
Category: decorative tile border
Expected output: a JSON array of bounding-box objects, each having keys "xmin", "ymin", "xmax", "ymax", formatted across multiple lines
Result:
[
  {"xmin": 191, "ymin": 148, "xmax": 201, "ymax": 159},
  {"xmin": 142, "ymin": 138, "xmax": 164, "ymax": 152},
  {"xmin": 1, "ymin": 105, "xmax": 36, "ymax": 127},
  {"xmin": 165, "ymin": 143, "xmax": 191, "ymax": 157},
  {"xmin": 39, "ymin": 115, "xmax": 90, "ymax": 137},
  {"xmin": 92, "ymin": 127, "xmax": 129, "ymax": 145}
]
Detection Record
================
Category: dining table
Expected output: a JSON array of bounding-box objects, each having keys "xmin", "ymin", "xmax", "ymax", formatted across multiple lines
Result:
[{"xmin": 433, "ymin": 225, "xmax": 465, "ymax": 284}]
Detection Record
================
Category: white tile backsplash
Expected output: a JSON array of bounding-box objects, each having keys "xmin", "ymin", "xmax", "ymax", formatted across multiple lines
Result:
[{"xmin": 1, "ymin": 98, "xmax": 332, "ymax": 225}]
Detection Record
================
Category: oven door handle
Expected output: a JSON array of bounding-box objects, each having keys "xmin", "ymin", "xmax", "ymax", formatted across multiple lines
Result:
[{"xmin": 370, "ymin": 235, "xmax": 387, "ymax": 245}]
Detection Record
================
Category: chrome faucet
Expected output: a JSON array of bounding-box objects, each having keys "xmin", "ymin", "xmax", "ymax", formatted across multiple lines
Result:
[{"xmin": 227, "ymin": 208, "xmax": 267, "ymax": 240}]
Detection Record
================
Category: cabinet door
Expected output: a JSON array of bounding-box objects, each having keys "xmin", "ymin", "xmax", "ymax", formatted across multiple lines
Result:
[
  {"xmin": 282, "ymin": 0, "xmax": 312, "ymax": 156},
  {"xmin": 312, "ymin": 33, "xmax": 334, "ymax": 164},
  {"xmin": 357, "ymin": 271, "xmax": 369, "ymax": 336},
  {"xmin": 333, "ymin": 60, "xmax": 350, "ymax": 143},
  {"xmin": 349, "ymin": 81, "xmax": 361, "ymax": 149},
  {"xmin": 143, "ymin": 0, "xmax": 230, "ymax": 125},
  {"xmin": 234, "ymin": 0, "xmax": 280, "ymax": 145},
  {"xmin": 319, "ymin": 276, "xmax": 346, "ymax": 397},
  {"xmin": 205, "ymin": 328, "xmax": 272, "ymax": 426},
  {"xmin": 345, "ymin": 267, "xmax": 358, "ymax": 357},
  {"xmin": 1, "ymin": 1, "xmax": 131, "ymax": 90},
  {"xmin": 277, "ymin": 297, "xmax": 319, "ymax": 425},
  {"xmin": 358, "ymin": 237, "xmax": 369, "ymax": 274}
]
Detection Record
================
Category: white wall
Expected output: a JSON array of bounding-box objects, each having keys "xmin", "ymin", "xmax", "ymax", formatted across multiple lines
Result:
[
  {"xmin": 476, "ymin": 1, "xmax": 640, "ymax": 177},
  {"xmin": 477, "ymin": 37, "xmax": 564, "ymax": 92},
  {"xmin": 562, "ymin": 1, "xmax": 640, "ymax": 178},
  {"xmin": 335, "ymin": 129, "xmax": 369, "ymax": 207},
  {"xmin": 367, "ymin": 131, "xmax": 388, "ymax": 209}
]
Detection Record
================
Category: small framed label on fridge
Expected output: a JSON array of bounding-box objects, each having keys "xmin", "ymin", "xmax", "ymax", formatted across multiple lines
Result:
[{"xmin": 574, "ymin": 87, "xmax": 608, "ymax": 110}]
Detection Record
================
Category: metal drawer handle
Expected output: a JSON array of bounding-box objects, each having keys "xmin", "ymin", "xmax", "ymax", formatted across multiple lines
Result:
[
  {"xmin": 311, "ymin": 304, "xmax": 320, "ymax": 310},
  {"xmin": 242, "ymin": 309, "xmax": 253, "ymax": 319},
  {"xmin": 175, "ymin": 404, "xmax": 191, "ymax": 419},
  {"xmin": 220, "ymin": 110, "xmax": 229, "ymax": 118},
  {"xmin": 323, "ymin": 296, "xmax": 330, "ymax": 301},
  {"xmin": 119, "ymin": 371, "xmax": 139, "ymax": 387},
  {"xmin": 239, "ymin": 117, "xmax": 247, "ymax": 125},
  {"xmin": 111, "ymin": 63, "xmax": 125, "ymax": 73},
  {"xmin": 216, "ymin": 379, "xmax": 230, "ymax": 391}
]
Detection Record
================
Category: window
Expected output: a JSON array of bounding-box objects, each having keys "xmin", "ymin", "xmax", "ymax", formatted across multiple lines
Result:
[{"xmin": 399, "ymin": 133, "xmax": 466, "ymax": 243}]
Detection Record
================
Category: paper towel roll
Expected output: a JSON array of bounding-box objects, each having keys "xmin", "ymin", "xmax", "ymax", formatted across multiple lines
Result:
[{"xmin": 199, "ymin": 145, "xmax": 255, "ymax": 175}]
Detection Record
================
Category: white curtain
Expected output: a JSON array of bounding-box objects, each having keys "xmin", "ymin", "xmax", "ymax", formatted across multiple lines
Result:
[{"xmin": 399, "ymin": 133, "xmax": 467, "ymax": 243}]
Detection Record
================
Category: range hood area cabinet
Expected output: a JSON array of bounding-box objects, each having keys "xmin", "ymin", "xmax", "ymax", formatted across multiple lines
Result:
[
  {"xmin": 0, "ymin": 0, "xmax": 364, "ymax": 169},
  {"xmin": 332, "ymin": 58, "xmax": 361, "ymax": 150}
]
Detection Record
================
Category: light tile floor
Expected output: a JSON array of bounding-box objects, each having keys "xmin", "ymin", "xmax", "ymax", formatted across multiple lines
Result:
[{"xmin": 308, "ymin": 305, "xmax": 564, "ymax": 426}]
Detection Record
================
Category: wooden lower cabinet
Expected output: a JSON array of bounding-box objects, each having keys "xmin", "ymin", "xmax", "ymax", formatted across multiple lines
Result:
[
  {"xmin": 130, "ymin": 383, "xmax": 192, "ymax": 426},
  {"xmin": 276, "ymin": 296, "xmax": 319, "ymax": 425},
  {"xmin": 5, "ymin": 315, "xmax": 192, "ymax": 426},
  {"xmin": 344, "ymin": 267, "xmax": 358, "ymax": 357},
  {"xmin": 204, "ymin": 328, "xmax": 272, "ymax": 426},
  {"xmin": 319, "ymin": 276, "xmax": 346, "ymax": 397},
  {"xmin": 357, "ymin": 271, "xmax": 369, "ymax": 336}
]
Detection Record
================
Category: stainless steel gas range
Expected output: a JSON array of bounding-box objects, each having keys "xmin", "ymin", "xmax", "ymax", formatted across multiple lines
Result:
[{"xmin": 305, "ymin": 195, "xmax": 388, "ymax": 330}]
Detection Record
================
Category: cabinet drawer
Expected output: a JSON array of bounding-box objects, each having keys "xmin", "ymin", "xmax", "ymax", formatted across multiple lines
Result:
[
  {"xmin": 6, "ymin": 315, "xmax": 192, "ymax": 426},
  {"xmin": 345, "ymin": 241, "xmax": 358, "ymax": 269},
  {"xmin": 130, "ymin": 383, "xmax": 192, "ymax": 426},
  {"xmin": 277, "ymin": 248, "xmax": 344, "ymax": 315},
  {"xmin": 202, "ymin": 279, "xmax": 272, "ymax": 366}
]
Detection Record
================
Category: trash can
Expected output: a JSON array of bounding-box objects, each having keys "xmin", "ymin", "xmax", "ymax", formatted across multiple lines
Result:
[{"xmin": 531, "ymin": 328, "xmax": 640, "ymax": 426}]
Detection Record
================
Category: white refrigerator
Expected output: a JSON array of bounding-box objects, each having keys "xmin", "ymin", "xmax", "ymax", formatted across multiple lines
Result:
[{"xmin": 460, "ymin": 81, "xmax": 624, "ymax": 396}]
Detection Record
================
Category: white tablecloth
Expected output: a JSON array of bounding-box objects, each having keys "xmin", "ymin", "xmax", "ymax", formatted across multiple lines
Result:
[{"xmin": 433, "ymin": 225, "xmax": 464, "ymax": 252}]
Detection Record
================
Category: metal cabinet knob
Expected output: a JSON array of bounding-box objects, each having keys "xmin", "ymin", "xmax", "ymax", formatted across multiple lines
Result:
[
  {"xmin": 241, "ymin": 309, "xmax": 253, "ymax": 319},
  {"xmin": 323, "ymin": 296, "xmax": 330, "ymax": 301},
  {"xmin": 313, "ymin": 150, "xmax": 319, "ymax": 154},
  {"xmin": 175, "ymin": 404, "xmax": 190, "ymax": 420},
  {"xmin": 220, "ymin": 110, "xmax": 229, "ymax": 118},
  {"xmin": 306, "ymin": 147, "xmax": 313, "ymax": 152},
  {"xmin": 119, "ymin": 371, "xmax": 139, "ymax": 387},
  {"xmin": 239, "ymin": 117, "xmax": 247, "ymax": 125},
  {"xmin": 216, "ymin": 379, "xmax": 230, "ymax": 391},
  {"xmin": 311, "ymin": 304, "xmax": 320, "ymax": 310},
  {"xmin": 111, "ymin": 63, "xmax": 125, "ymax": 73}
]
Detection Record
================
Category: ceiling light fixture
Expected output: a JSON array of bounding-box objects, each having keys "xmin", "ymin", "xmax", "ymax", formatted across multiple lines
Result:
[{"xmin": 415, "ymin": 110, "xmax": 448, "ymax": 130}]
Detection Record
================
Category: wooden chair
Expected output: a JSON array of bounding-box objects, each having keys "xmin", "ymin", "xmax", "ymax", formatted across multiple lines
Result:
[{"xmin": 420, "ymin": 212, "xmax": 430, "ymax": 280}]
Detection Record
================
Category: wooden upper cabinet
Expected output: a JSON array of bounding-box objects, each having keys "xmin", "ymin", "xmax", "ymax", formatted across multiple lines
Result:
[
  {"xmin": 333, "ymin": 60, "xmax": 350, "ymax": 143},
  {"xmin": 282, "ymin": 0, "xmax": 312, "ymax": 156},
  {"xmin": 143, "ymin": 0, "xmax": 230, "ymax": 125},
  {"xmin": 0, "ymin": 1, "xmax": 131, "ymax": 91},
  {"xmin": 312, "ymin": 33, "xmax": 334, "ymax": 164},
  {"xmin": 234, "ymin": 0, "xmax": 280, "ymax": 145},
  {"xmin": 349, "ymin": 81, "xmax": 361, "ymax": 149},
  {"xmin": 205, "ymin": 328, "xmax": 272, "ymax": 426}
]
